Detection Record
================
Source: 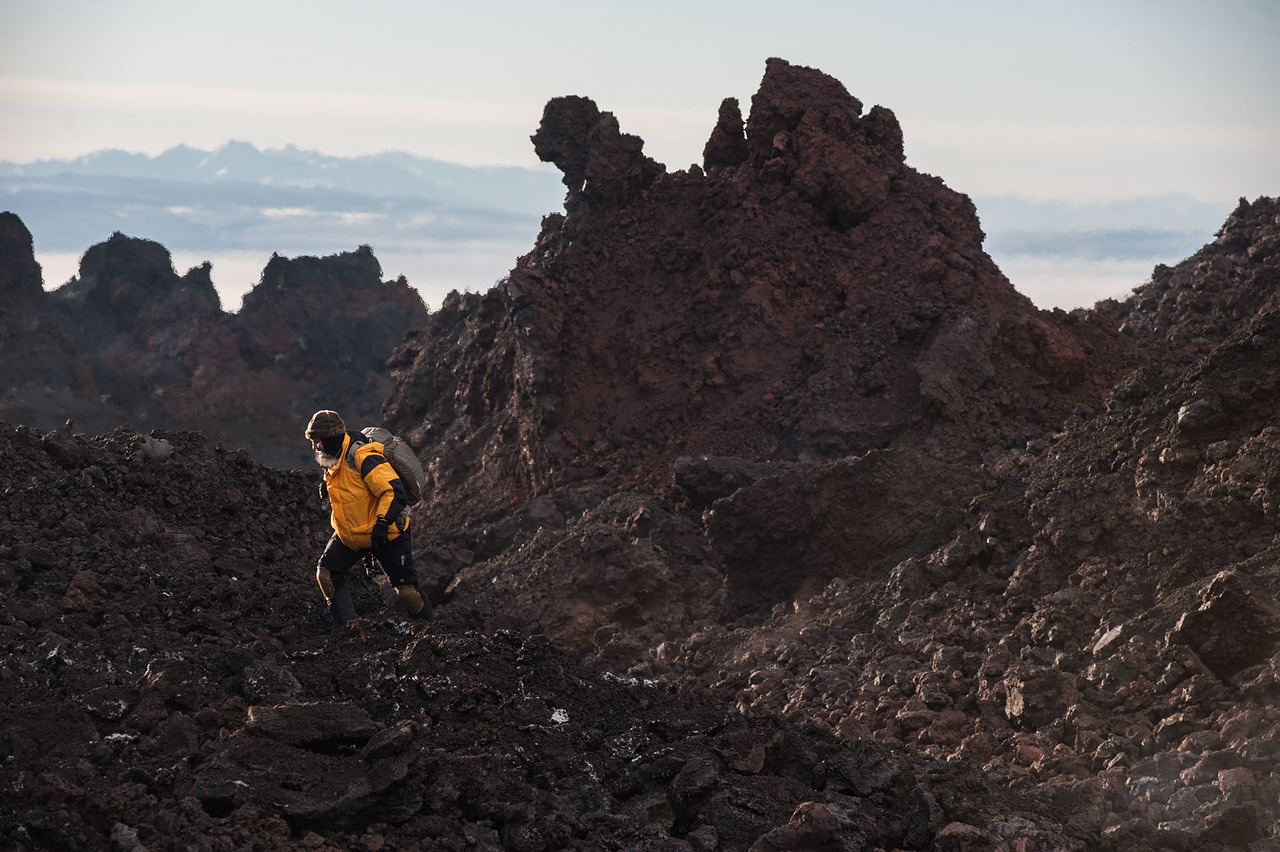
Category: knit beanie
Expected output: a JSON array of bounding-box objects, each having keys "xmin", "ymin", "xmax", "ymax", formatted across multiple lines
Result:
[{"xmin": 305, "ymin": 410, "xmax": 346, "ymax": 439}]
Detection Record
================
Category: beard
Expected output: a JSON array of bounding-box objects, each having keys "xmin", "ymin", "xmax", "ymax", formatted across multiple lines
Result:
[{"xmin": 316, "ymin": 450, "xmax": 341, "ymax": 469}]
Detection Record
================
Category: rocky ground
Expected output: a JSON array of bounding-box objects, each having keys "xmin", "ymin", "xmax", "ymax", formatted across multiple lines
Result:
[
  {"xmin": 1, "ymin": 423, "xmax": 1090, "ymax": 851},
  {"xmin": 2, "ymin": 58, "xmax": 1279, "ymax": 851}
]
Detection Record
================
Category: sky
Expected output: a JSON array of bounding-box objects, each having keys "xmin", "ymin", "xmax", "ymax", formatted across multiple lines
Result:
[{"xmin": 1, "ymin": 0, "xmax": 1278, "ymax": 307}]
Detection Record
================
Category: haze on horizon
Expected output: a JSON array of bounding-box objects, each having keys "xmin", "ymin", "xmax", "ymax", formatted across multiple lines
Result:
[{"xmin": 2, "ymin": 0, "xmax": 1278, "ymax": 310}]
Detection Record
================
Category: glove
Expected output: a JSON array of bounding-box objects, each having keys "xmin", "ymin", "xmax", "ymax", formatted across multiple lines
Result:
[
  {"xmin": 318, "ymin": 479, "xmax": 329, "ymax": 504},
  {"xmin": 371, "ymin": 517, "xmax": 389, "ymax": 549}
]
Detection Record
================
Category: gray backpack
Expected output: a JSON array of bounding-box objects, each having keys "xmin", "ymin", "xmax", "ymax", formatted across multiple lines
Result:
[{"xmin": 349, "ymin": 427, "xmax": 427, "ymax": 505}]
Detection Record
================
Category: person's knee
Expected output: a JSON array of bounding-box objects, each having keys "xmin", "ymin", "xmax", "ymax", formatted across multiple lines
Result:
[{"xmin": 316, "ymin": 566, "xmax": 336, "ymax": 601}]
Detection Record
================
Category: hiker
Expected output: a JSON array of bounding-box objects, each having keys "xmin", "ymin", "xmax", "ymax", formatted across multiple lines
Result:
[{"xmin": 306, "ymin": 409, "xmax": 432, "ymax": 627}]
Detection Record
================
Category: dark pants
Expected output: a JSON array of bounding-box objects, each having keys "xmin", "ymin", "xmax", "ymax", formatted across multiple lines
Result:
[
  {"xmin": 319, "ymin": 530, "xmax": 418, "ymax": 586},
  {"xmin": 317, "ymin": 531, "xmax": 431, "ymax": 623}
]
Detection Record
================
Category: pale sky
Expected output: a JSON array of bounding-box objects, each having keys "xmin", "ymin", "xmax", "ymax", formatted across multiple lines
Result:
[{"xmin": 2, "ymin": 0, "xmax": 1277, "ymax": 204}]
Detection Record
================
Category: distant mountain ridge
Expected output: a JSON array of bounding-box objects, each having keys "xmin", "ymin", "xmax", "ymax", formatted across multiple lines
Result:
[{"xmin": 0, "ymin": 141, "xmax": 564, "ymax": 214}]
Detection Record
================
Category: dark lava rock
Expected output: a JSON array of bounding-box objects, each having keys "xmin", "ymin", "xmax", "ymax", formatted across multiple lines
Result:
[
  {"xmin": 0, "ymin": 213, "xmax": 123, "ymax": 437},
  {"xmin": 386, "ymin": 57, "xmax": 1133, "ymax": 551},
  {"xmin": 703, "ymin": 97, "xmax": 750, "ymax": 173},
  {"xmin": 1103, "ymin": 195, "xmax": 1280, "ymax": 368},
  {"xmin": 0, "ymin": 225, "xmax": 427, "ymax": 467},
  {"xmin": 1166, "ymin": 570, "xmax": 1280, "ymax": 680},
  {"xmin": 0, "ymin": 210, "xmax": 47, "ymax": 304},
  {"xmin": 0, "ymin": 419, "xmax": 1084, "ymax": 850},
  {"xmin": 532, "ymin": 94, "xmax": 665, "ymax": 212},
  {"xmin": 373, "ymin": 58, "xmax": 1280, "ymax": 847},
  {"xmin": 53, "ymin": 231, "xmax": 223, "ymax": 354}
]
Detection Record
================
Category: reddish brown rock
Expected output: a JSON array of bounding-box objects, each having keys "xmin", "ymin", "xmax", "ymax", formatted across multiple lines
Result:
[
  {"xmin": 531, "ymin": 95, "xmax": 664, "ymax": 211},
  {"xmin": 0, "ymin": 225, "xmax": 426, "ymax": 467},
  {"xmin": 933, "ymin": 821, "xmax": 1001, "ymax": 852},
  {"xmin": 386, "ymin": 58, "xmax": 1132, "ymax": 566},
  {"xmin": 0, "ymin": 417, "xmax": 1086, "ymax": 848},
  {"xmin": 1004, "ymin": 665, "xmax": 1078, "ymax": 730},
  {"xmin": 61, "ymin": 570, "xmax": 101, "ymax": 611},
  {"xmin": 1166, "ymin": 570, "xmax": 1280, "ymax": 680},
  {"xmin": 1106, "ymin": 196, "xmax": 1280, "ymax": 367},
  {"xmin": 748, "ymin": 801, "xmax": 846, "ymax": 852},
  {"xmin": 0, "ymin": 213, "xmax": 122, "ymax": 435},
  {"xmin": 703, "ymin": 97, "xmax": 749, "ymax": 172}
]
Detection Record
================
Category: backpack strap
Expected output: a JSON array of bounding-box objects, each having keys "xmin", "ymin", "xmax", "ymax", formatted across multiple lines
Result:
[{"xmin": 343, "ymin": 430, "xmax": 369, "ymax": 471}]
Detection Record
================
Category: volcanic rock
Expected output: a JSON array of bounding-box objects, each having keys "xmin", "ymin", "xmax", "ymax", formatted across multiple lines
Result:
[
  {"xmin": 703, "ymin": 98, "xmax": 750, "ymax": 173},
  {"xmin": 0, "ymin": 213, "xmax": 121, "ymax": 436},
  {"xmin": 6, "ymin": 52, "xmax": 1280, "ymax": 851},
  {"xmin": 0, "ymin": 419, "xmax": 1086, "ymax": 849},
  {"xmin": 699, "ymin": 450, "xmax": 965, "ymax": 613},
  {"xmin": 52, "ymin": 231, "xmax": 223, "ymax": 354},
  {"xmin": 746, "ymin": 801, "xmax": 846, "ymax": 852},
  {"xmin": 1166, "ymin": 569, "xmax": 1280, "ymax": 680},
  {"xmin": 374, "ymin": 68, "xmax": 1228, "ymax": 851},
  {"xmin": 385, "ymin": 59, "xmax": 1133, "ymax": 587},
  {"xmin": 0, "ymin": 224, "xmax": 427, "ymax": 466},
  {"xmin": 445, "ymin": 489, "xmax": 725, "ymax": 657},
  {"xmin": 386, "ymin": 63, "xmax": 1280, "ymax": 846},
  {"xmin": 635, "ymin": 196, "xmax": 1280, "ymax": 850},
  {"xmin": 1003, "ymin": 664, "xmax": 1078, "ymax": 730},
  {"xmin": 1103, "ymin": 195, "xmax": 1280, "ymax": 367},
  {"xmin": 532, "ymin": 95, "xmax": 665, "ymax": 213}
]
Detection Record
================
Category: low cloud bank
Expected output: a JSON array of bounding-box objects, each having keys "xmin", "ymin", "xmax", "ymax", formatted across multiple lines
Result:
[{"xmin": 974, "ymin": 194, "xmax": 1234, "ymax": 310}]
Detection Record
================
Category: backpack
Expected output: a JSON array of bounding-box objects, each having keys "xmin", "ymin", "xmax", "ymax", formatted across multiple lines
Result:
[{"xmin": 346, "ymin": 427, "xmax": 427, "ymax": 505}]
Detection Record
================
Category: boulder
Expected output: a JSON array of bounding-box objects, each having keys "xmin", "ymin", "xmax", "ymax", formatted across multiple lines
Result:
[
  {"xmin": 748, "ymin": 801, "xmax": 847, "ymax": 852},
  {"xmin": 1166, "ymin": 569, "xmax": 1280, "ymax": 680},
  {"xmin": 1004, "ymin": 665, "xmax": 1078, "ymax": 729},
  {"xmin": 245, "ymin": 702, "xmax": 379, "ymax": 745}
]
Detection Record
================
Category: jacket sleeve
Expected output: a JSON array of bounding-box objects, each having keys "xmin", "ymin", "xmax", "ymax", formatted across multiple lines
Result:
[{"xmin": 359, "ymin": 450, "xmax": 408, "ymax": 526}]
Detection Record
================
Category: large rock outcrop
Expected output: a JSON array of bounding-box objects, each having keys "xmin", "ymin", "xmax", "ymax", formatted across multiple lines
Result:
[
  {"xmin": 385, "ymin": 58, "xmax": 1134, "ymax": 609},
  {"xmin": 382, "ymin": 65, "xmax": 1280, "ymax": 848},
  {"xmin": 0, "ymin": 213, "xmax": 127, "ymax": 436},
  {"xmin": 0, "ymin": 225, "xmax": 428, "ymax": 467},
  {"xmin": 639, "ymin": 197, "xmax": 1280, "ymax": 851},
  {"xmin": 4, "ymin": 51, "xmax": 1280, "ymax": 849}
]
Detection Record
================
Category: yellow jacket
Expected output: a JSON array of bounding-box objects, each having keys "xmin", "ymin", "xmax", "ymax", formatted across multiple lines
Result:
[{"xmin": 324, "ymin": 432, "xmax": 410, "ymax": 550}]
